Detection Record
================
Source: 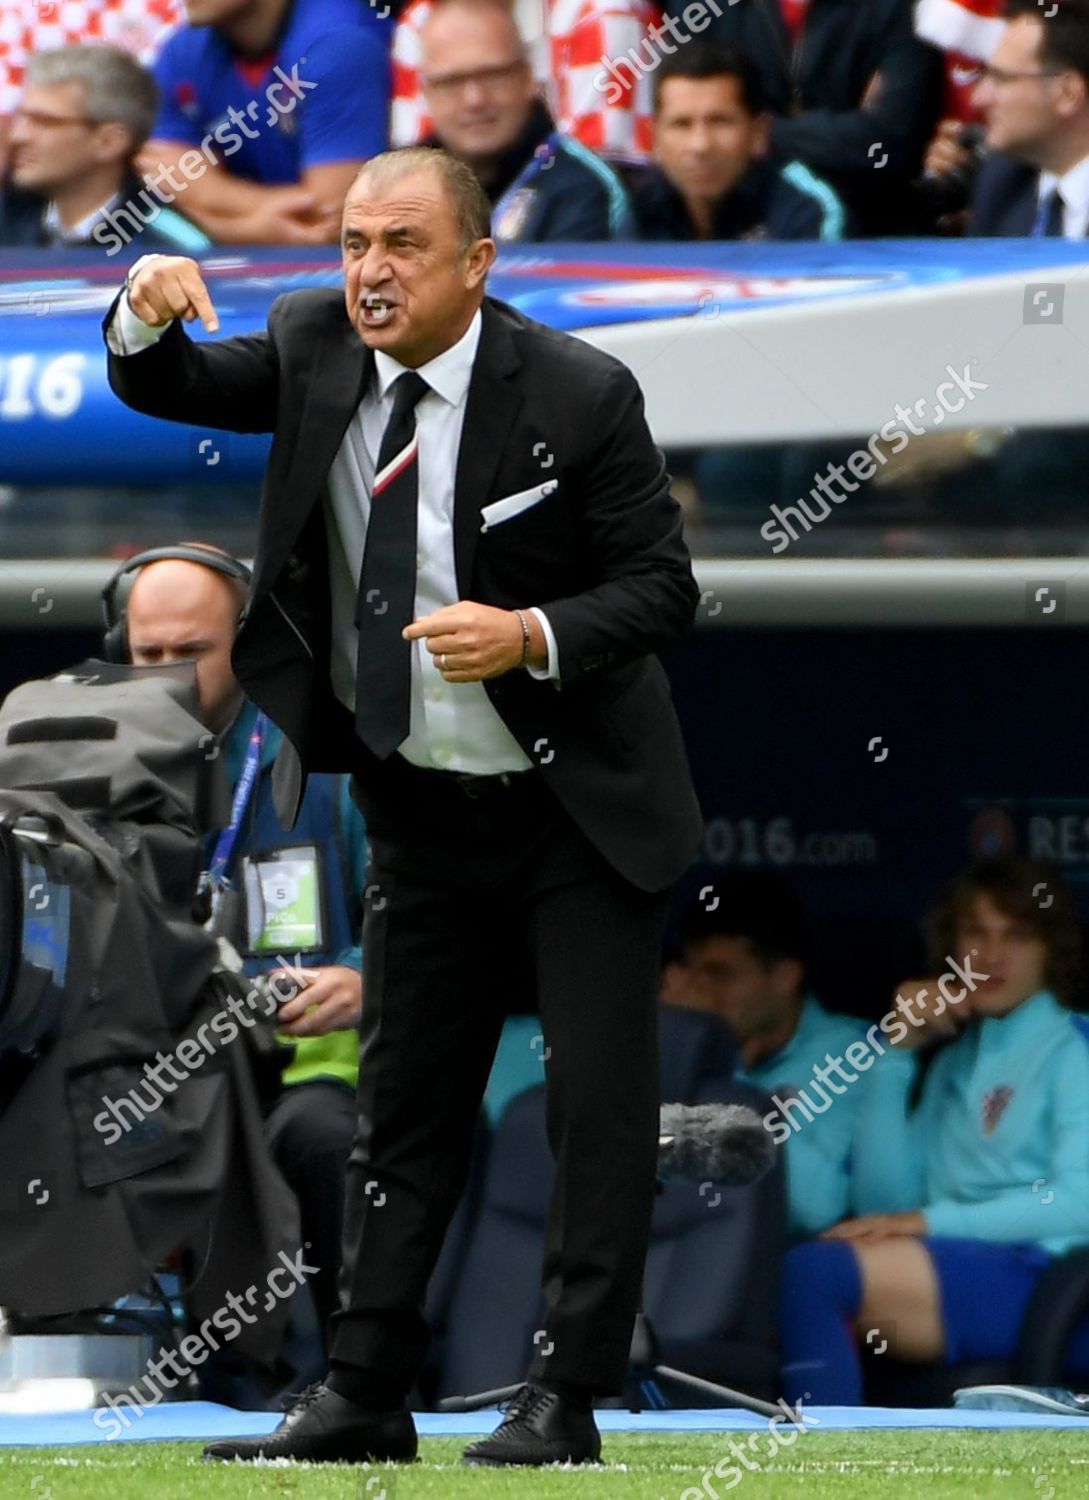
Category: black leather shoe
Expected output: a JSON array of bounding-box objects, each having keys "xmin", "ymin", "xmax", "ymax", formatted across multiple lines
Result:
[
  {"xmin": 202, "ymin": 1383, "xmax": 418, "ymax": 1464},
  {"xmin": 462, "ymin": 1384, "xmax": 601, "ymax": 1466}
]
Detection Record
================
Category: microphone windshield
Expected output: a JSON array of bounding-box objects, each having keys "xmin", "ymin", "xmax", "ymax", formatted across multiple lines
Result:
[{"xmin": 658, "ymin": 1102, "xmax": 777, "ymax": 1187}]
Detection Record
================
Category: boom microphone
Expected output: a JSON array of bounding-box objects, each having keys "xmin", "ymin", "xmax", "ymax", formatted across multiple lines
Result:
[{"xmin": 658, "ymin": 1102, "xmax": 776, "ymax": 1187}]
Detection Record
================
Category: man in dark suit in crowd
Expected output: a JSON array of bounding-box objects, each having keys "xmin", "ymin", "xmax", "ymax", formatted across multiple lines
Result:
[
  {"xmin": 968, "ymin": 0, "xmax": 1089, "ymax": 235},
  {"xmin": 103, "ymin": 146, "xmax": 702, "ymax": 1466}
]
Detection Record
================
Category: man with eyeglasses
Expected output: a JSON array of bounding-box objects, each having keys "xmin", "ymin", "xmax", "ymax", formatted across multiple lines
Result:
[
  {"xmin": 0, "ymin": 44, "xmax": 209, "ymax": 251},
  {"xmin": 968, "ymin": 0, "xmax": 1089, "ymax": 234},
  {"xmin": 418, "ymin": 0, "xmax": 634, "ymax": 240}
]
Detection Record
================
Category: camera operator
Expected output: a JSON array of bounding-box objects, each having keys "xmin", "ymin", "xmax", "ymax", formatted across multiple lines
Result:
[{"xmin": 104, "ymin": 542, "xmax": 368, "ymax": 1390}]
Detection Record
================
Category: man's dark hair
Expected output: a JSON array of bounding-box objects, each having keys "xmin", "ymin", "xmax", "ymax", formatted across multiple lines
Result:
[
  {"xmin": 925, "ymin": 855, "xmax": 1085, "ymax": 1007},
  {"xmin": 652, "ymin": 41, "xmax": 767, "ymax": 117},
  {"xmin": 1004, "ymin": 0, "xmax": 1089, "ymax": 88},
  {"xmin": 679, "ymin": 871, "xmax": 807, "ymax": 970}
]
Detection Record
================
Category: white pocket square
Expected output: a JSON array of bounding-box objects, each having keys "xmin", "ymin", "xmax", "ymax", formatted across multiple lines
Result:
[{"xmin": 479, "ymin": 479, "xmax": 558, "ymax": 532}]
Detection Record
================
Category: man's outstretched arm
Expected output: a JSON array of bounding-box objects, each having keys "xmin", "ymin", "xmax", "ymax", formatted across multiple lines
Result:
[{"xmin": 104, "ymin": 255, "xmax": 280, "ymax": 434}]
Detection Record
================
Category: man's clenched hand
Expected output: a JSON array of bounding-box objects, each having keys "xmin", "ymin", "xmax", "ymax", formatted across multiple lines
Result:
[{"xmin": 127, "ymin": 255, "xmax": 220, "ymax": 332}]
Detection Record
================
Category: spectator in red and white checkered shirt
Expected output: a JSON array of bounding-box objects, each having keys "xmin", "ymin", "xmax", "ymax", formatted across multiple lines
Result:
[
  {"xmin": 0, "ymin": 0, "xmax": 180, "ymax": 167},
  {"xmin": 391, "ymin": 0, "xmax": 659, "ymax": 162}
]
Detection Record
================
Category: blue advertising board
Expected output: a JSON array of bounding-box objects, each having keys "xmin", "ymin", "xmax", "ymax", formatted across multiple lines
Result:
[{"xmin": 2, "ymin": 239, "xmax": 1089, "ymax": 484}]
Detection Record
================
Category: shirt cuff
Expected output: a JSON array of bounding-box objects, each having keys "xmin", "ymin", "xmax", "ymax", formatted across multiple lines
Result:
[
  {"xmin": 526, "ymin": 606, "xmax": 559, "ymax": 683},
  {"xmin": 105, "ymin": 254, "xmax": 172, "ymax": 355}
]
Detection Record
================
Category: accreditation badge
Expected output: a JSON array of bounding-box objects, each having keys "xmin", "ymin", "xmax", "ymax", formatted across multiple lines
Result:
[
  {"xmin": 495, "ymin": 186, "xmax": 537, "ymax": 242},
  {"xmin": 242, "ymin": 843, "xmax": 325, "ymax": 955}
]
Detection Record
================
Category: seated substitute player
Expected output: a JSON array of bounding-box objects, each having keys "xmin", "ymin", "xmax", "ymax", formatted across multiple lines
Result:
[
  {"xmin": 674, "ymin": 873, "xmax": 864, "ymax": 1239},
  {"xmin": 778, "ymin": 856, "xmax": 1089, "ymax": 1403}
]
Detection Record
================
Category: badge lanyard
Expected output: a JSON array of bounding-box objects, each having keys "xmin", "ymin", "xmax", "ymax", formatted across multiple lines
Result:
[
  {"xmin": 201, "ymin": 710, "xmax": 267, "ymax": 922},
  {"xmin": 492, "ymin": 132, "xmax": 560, "ymax": 229}
]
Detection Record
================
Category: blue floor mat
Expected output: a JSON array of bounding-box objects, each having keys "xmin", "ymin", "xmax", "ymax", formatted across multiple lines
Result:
[{"xmin": 4, "ymin": 1401, "xmax": 1089, "ymax": 1447}]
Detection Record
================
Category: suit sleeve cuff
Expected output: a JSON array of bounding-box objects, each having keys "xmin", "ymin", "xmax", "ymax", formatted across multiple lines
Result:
[
  {"xmin": 105, "ymin": 254, "xmax": 173, "ymax": 355},
  {"xmin": 526, "ymin": 606, "xmax": 560, "ymax": 683}
]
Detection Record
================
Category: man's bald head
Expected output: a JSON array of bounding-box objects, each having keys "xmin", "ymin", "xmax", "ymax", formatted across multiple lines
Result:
[
  {"xmin": 419, "ymin": 0, "xmax": 536, "ymax": 168},
  {"xmin": 421, "ymin": 0, "xmax": 525, "ymax": 65},
  {"xmin": 125, "ymin": 552, "xmax": 246, "ymax": 733}
]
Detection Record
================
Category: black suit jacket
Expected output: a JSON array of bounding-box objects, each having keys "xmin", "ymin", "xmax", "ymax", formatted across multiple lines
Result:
[
  {"xmin": 968, "ymin": 152, "xmax": 1082, "ymax": 237},
  {"xmin": 105, "ymin": 291, "xmax": 704, "ymax": 893}
]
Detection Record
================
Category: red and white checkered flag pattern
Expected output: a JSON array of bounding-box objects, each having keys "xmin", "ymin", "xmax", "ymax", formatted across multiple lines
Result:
[{"xmin": 0, "ymin": 0, "xmax": 180, "ymax": 117}]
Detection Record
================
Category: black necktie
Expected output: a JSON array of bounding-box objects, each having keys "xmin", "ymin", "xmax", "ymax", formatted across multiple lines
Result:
[
  {"xmin": 1041, "ymin": 188, "xmax": 1065, "ymax": 238},
  {"xmin": 354, "ymin": 369, "xmax": 430, "ymax": 758}
]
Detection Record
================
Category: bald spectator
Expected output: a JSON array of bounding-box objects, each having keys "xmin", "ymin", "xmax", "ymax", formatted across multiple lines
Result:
[
  {"xmin": 419, "ymin": 0, "xmax": 633, "ymax": 240},
  {"xmin": 0, "ymin": 45, "xmax": 209, "ymax": 250},
  {"xmin": 391, "ymin": 0, "xmax": 661, "ymax": 162},
  {"xmin": 122, "ymin": 543, "xmax": 368, "ymax": 1392}
]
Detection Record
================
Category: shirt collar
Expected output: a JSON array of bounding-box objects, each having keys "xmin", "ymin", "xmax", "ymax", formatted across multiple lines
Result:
[
  {"xmin": 372, "ymin": 306, "xmax": 482, "ymax": 410},
  {"xmin": 42, "ymin": 189, "xmax": 122, "ymax": 244},
  {"xmin": 1039, "ymin": 154, "xmax": 1089, "ymax": 214}
]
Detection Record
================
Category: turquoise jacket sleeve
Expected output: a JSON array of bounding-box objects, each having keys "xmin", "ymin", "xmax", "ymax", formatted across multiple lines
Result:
[
  {"xmin": 332, "ymin": 774, "xmax": 367, "ymax": 973},
  {"xmin": 785, "ymin": 1091, "xmax": 859, "ymax": 1237},
  {"xmin": 851, "ymin": 1048, "xmax": 933, "ymax": 1215},
  {"xmin": 924, "ymin": 1039, "xmax": 1089, "ymax": 1243}
]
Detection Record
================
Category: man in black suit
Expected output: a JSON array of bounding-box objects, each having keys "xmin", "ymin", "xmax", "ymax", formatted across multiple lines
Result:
[
  {"xmin": 104, "ymin": 147, "xmax": 702, "ymax": 1467},
  {"xmin": 968, "ymin": 0, "xmax": 1089, "ymax": 235}
]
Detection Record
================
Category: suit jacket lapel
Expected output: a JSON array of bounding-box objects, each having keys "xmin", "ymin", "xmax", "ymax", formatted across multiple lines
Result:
[
  {"xmin": 453, "ymin": 298, "xmax": 524, "ymax": 597},
  {"xmin": 260, "ymin": 315, "xmax": 372, "ymax": 593}
]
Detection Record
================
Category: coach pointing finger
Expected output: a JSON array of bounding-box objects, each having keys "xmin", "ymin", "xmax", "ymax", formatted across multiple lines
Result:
[{"xmin": 104, "ymin": 147, "xmax": 702, "ymax": 1469}]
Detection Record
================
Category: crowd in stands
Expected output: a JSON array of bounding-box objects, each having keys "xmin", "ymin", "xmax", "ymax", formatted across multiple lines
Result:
[{"xmin": 3, "ymin": 0, "xmax": 1089, "ymax": 248}]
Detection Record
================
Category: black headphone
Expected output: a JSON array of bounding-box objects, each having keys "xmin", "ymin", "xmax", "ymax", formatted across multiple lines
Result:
[{"xmin": 101, "ymin": 545, "xmax": 253, "ymax": 664}]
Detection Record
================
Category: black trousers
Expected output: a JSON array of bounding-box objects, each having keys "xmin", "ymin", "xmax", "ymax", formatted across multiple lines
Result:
[{"xmin": 328, "ymin": 753, "xmax": 670, "ymax": 1396}]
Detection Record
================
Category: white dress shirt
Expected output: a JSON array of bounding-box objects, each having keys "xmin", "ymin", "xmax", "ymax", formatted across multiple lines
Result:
[
  {"xmin": 106, "ymin": 278, "xmax": 559, "ymax": 775},
  {"xmin": 326, "ymin": 307, "xmax": 558, "ymax": 775},
  {"xmin": 1038, "ymin": 154, "xmax": 1089, "ymax": 239}
]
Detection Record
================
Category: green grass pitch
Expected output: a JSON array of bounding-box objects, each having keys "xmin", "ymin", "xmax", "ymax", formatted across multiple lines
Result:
[{"xmin": 4, "ymin": 1431, "xmax": 1088, "ymax": 1499}]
